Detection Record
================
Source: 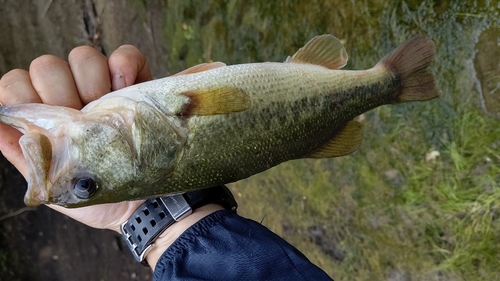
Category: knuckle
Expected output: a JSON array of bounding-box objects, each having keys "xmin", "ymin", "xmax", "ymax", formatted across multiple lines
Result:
[
  {"xmin": 29, "ymin": 54, "xmax": 67, "ymax": 73},
  {"xmin": 0, "ymin": 69, "xmax": 27, "ymax": 93},
  {"xmin": 0, "ymin": 69, "xmax": 27, "ymax": 86},
  {"xmin": 110, "ymin": 45, "xmax": 143, "ymax": 62},
  {"xmin": 69, "ymin": 45, "xmax": 105, "ymax": 63}
]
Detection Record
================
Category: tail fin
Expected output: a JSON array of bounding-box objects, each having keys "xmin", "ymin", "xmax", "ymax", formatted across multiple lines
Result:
[{"xmin": 377, "ymin": 35, "xmax": 439, "ymax": 102}]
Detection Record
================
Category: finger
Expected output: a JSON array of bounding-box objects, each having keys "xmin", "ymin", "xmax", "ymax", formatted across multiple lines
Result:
[
  {"xmin": 108, "ymin": 45, "xmax": 152, "ymax": 91},
  {"xmin": 0, "ymin": 124, "xmax": 27, "ymax": 178},
  {"xmin": 29, "ymin": 55, "xmax": 83, "ymax": 109},
  {"xmin": 68, "ymin": 46, "xmax": 111, "ymax": 105},
  {"xmin": 0, "ymin": 69, "xmax": 42, "ymax": 105},
  {"xmin": 0, "ymin": 69, "xmax": 39, "ymax": 180}
]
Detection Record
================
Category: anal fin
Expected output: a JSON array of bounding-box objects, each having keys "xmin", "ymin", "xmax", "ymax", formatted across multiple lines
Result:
[
  {"xmin": 306, "ymin": 120, "xmax": 363, "ymax": 158},
  {"xmin": 180, "ymin": 86, "xmax": 251, "ymax": 116}
]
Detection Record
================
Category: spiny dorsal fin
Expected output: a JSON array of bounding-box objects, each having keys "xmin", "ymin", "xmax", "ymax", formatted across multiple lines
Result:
[
  {"xmin": 306, "ymin": 120, "xmax": 363, "ymax": 158},
  {"xmin": 173, "ymin": 62, "xmax": 227, "ymax": 76},
  {"xmin": 285, "ymin": 34, "xmax": 348, "ymax": 70},
  {"xmin": 180, "ymin": 86, "xmax": 251, "ymax": 116}
]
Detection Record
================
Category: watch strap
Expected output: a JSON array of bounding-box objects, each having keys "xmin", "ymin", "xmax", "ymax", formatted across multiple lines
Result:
[{"xmin": 121, "ymin": 185, "xmax": 237, "ymax": 264}]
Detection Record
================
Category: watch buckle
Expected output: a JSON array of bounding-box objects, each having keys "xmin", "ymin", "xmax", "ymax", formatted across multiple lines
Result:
[{"xmin": 161, "ymin": 193, "xmax": 192, "ymax": 221}]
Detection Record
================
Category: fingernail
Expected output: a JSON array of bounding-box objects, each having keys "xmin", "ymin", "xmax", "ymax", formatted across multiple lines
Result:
[{"xmin": 112, "ymin": 74, "xmax": 126, "ymax": 91}]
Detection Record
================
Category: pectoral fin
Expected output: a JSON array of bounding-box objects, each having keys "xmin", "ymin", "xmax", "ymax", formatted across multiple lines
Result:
[
  {"xmin": 306, "ymin": 120, "xmax": 363, "ymax": 158},
  {"xmin": 285, "ymin": 34, "xmax": 348, "ymax": 70},
  {"xmin": 180, "ymin": 86, "xmax": 251, "ymax": 116}
]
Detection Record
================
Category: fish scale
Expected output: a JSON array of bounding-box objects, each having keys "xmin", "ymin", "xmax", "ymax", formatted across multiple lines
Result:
[
  {"xmin": 165, "ymin": 66, "xmax": 397, "ymax": 192},
  {"xmin": 0, "ymin": 34, "xmax": 438, "ymax": 207}
]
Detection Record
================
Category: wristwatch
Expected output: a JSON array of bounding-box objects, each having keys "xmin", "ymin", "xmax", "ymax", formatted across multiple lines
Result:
[{"xmin": 120, "ymin": 185, "xmax": 238, "ymax": 265}]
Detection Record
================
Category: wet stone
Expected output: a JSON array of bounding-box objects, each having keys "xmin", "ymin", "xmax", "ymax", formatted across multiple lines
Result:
[{"xmin": 474, "ymin": 27, "xmax": 500, "ymax": 117}]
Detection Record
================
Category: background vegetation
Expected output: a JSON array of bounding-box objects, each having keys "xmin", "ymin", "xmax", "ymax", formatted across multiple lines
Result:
[
  {"xmin": 0, "ymin": 0, "xmax": 499, "ymax": 280},
  {"xmin": 160, "ymin": 1, "xmax": 500, "ymax": 279}
]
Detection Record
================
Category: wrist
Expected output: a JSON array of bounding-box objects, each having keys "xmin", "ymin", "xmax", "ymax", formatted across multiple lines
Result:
[
  {"xmin": 120, "ymin": 186, "xmax": 238, "ymax": 269},
  {"xmin": 145, "ymin": 203, "xmax": 224, "ymax": 270}
]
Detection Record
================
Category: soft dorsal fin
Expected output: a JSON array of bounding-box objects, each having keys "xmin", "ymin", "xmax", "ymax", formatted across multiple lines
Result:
[
  {"xmin": 306, "ymin": 120, "xmax": 363, "ymax": 158},
  {"xmin": 180, "ymin": 86, "xmax": 251, "ymax": 116},
  {"xmin": 172, "ymin": 62, "xmax": 227, "ymax": 76},
  {"xmin": 285, "ymin": 34, "xmax": 348, "ymax": 70}
]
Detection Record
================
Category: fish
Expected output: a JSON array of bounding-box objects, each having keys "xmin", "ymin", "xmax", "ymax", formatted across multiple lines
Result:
[{"xmin": 0, "ymin": 34, "xmax": 438, "ymax": 207}]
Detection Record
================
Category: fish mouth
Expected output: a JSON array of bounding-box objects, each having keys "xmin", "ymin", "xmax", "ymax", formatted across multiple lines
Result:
[{"xmin": 0, "ymin": 103, "xmax": 81, "ymax": 206}]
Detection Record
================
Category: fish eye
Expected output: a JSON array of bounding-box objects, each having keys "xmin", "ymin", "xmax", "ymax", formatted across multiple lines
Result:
[{"xmin": 72, "ymin": 177, "xmax": 98, "ymax": 199}]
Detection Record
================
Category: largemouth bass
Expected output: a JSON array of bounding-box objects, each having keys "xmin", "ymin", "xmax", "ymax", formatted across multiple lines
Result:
[{"xmin": 0, "ymin": 34, "xmax": 438, "ymax": 207}]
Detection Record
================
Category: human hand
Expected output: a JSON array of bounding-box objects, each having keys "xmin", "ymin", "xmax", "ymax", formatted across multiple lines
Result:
[
  {"xmin": 0, "ymin": 45, "xmax": 152, "ymax": 232},
  {"xmin": 0, "ymin": 46, "xmax": 223, "ymax": 269}
]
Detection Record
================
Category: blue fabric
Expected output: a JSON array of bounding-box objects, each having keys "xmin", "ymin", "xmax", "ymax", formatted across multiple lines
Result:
[{"xmin": 153, "ymin": 210, "xmax": 333, "ymax": 281}]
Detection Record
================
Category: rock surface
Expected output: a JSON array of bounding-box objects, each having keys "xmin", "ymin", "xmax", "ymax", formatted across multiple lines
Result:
[{"xmin": 0, "ymin": 0, "xmax": 169, "ymax": 279}]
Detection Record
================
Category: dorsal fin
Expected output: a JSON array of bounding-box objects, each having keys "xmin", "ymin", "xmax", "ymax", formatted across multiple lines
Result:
[
  {"xmin": 172, "ymin": 62, "xmax": 227, "ymax": 76},
  {"xmin": 285, "ymin": 34, "xmax": 348, "ymax": 70},
  {"xmin": 305, "ymin": 120, "xmax": 363, "ymax": 158}
]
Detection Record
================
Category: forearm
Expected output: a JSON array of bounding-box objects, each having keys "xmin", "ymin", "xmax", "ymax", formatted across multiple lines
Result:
[
  {"xmin": 150, "ymin": 209, "xmax": 334, "ymax": 281},
  {"xmin": 143, "ymin": 203, "xmax": 224, "ymax": 270}
]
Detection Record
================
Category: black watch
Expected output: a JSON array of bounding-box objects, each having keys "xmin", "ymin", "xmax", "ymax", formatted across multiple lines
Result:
[{"xmin": 120, "ymin": 185, "xmax": 237, "ymax": 265}]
